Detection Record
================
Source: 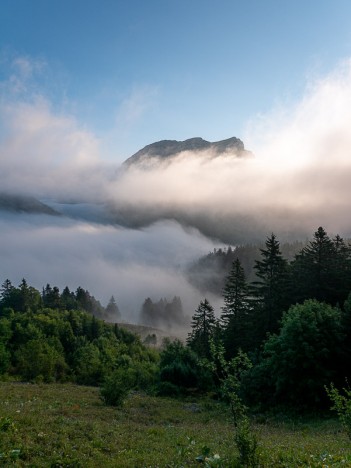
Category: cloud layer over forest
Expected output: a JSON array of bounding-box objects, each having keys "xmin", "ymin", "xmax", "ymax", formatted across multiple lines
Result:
[{"xmin": 2, "ymin": 57, "xmax": 351, "ymax": 319}]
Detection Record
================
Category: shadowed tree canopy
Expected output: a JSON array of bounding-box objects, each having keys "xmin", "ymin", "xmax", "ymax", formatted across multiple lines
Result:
[{"xmin": 290, "ymin": 227, "xmax": 351, "ymax": 306}]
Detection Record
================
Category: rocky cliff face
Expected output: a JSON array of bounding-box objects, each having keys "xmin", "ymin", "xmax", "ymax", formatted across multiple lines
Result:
[{"xmin": 123, "ymin": 136, "xmax": 251, "ymax": 167}]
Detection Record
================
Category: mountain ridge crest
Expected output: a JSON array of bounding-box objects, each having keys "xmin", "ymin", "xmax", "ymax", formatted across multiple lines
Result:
[{"xmin": 124, "ymin": 136, "xmax": 251, "ymax": 166}]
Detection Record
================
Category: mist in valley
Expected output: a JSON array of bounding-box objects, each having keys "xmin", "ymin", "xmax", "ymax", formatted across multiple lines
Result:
[{"xmin": 2, "ymin": 59, "xmax": 351, "ymax": 328}]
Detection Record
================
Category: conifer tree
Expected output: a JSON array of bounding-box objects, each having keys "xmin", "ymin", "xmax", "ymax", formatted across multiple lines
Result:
[
  {"xmin": 187, "ymin": 299, "xmax": 216, "ymax": 359},
  {"xmin": 291, "ymin": 227, "xmax": 337, "ymax": 304},
  {"xmin": 61, "ymin": 286, "xmax": 78, "ymax": 311},
  {"xmin": 221, "ymin": 259, "xmax": 252, "ymax": 356},
  {"xmin": 251, "ymin": 233, "xmax": 289, "ymax": 341},
  {"xmin": 0, "ymin": 279, "xmax": 15, "ymax": 310},
  {"xmin": 222, "ymin": 259, "xmax": 249, "ymax": 325},
  {"xmin": 106, "ymin": 296, "xmax": 121, "ymax": 320},
  {"xmin": 42, "ymin": 284, "xmax": 61, "ymax": 309}
]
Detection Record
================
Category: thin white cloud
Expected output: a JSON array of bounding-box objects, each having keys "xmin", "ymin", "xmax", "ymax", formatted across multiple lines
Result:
[{"xmin": 115, "ymin": 85, "xmax": 159, "ymax": 127}]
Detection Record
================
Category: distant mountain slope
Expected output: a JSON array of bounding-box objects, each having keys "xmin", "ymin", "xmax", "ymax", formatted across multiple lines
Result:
[
  {"xmin": 123, "ymin": 136, "xmax": 251, "ymax": 167},
  {"xmin": 0, "ymin": 193, "xmax": 60, "ymax": 215}
]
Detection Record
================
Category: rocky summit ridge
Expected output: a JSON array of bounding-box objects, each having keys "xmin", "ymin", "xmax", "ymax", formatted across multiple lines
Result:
[{"xmin": 123, "ymin": 136, "xmax": 251, "ymax": 166}]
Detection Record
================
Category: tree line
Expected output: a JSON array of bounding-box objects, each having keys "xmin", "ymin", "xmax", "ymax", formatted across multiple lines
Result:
[
  {"xmin": 185, "ymin": 227, "xmax": 351, "ymax": 409},
  {"xmin": 0, "ymin": 283, "xmax": 158, "ymax": 387},
  {"xmin": 139, "ymin": 296, "xmax": 188, "ymax": 330},
  {"xmin": 187, "ymin": 239, "xmax": 305, "ymax": 295},
  {"xmin": 0, "ymin": 279, "xmax": 122, "ymax": 321}
]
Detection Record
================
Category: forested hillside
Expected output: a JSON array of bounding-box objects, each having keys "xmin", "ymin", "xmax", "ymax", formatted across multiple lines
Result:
[
  {"xmin": 1, "ymin": 226, "xmax": 351, "ymax": 414},
  {"xmin": 0, "ymin": 281, "xmax": 157, "ymax": 386},
  {"xmin": 187, "ymin": 240, "xmax": 305, "ymax": 295},
  {"xmin": 185, "ymin": 227, "xmax": 351, "ymax": 410}
]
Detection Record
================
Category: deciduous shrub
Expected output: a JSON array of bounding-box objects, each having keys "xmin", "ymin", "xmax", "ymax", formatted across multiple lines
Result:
[
  {"xmin": 326, "ymin": 382, "xmax": 351, "ymax": 439},
  {"xmin": 100, "ymin": 368, "xmax": 134, "ymax": 406},
  {"xmin": 251, "ymin": 300, "xmax": 344, "ymax": 409},
  {"xmin": 158, "ymin": 339, "xmax": 202, "ymax": 394}
]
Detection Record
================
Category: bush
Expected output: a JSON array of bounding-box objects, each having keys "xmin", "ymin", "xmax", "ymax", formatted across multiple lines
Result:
[
  {"xmin": 157, "ymin": 381, "xmax": 181, "ymax": 397},
  {"xmin": 129, "ymin": 360, "xmax": 158, "ymax": 392},
  {"xmin": 16, "ymin": 338, "xmax": 67, "ymax": 382},
  {"xmin": 73, "ymin": 341, "xmax": 102, "ymax": 385},
  {"xmin": 326, "ymin": 382, "xmax": 351, "ymax": 439},
  {"xmin": 158, "ymin": 339, "xmax": 203, "ymax": 392},
  {"xmin": 100, "ymin": 368, "xmax": 135, "ymax": 406},
  {"xmin": 0, "ymin": 342, "xmax": 10, "ymax": 375},
  {"xmin": 234, "ymin": 417, "xmax": 259, "ymax": 467},
  {"xmin": 259, "ymin": 300, "xmax": 344, "ymax": 409}
]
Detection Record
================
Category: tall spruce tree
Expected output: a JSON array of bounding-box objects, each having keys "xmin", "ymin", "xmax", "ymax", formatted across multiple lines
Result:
[
  {"xmin": 187, "ymin": 298, "xmax": 216, "ymax": 359},
  {"xmin": 291, "ymin": 227, "xmax": 338, "ymax": 305},
  {"xmin": 0, "ymin": 279, "xmax": 15, "ymax": 309},
  {"xmin": 251, "ymin": 233, "xmax": 289, "ymax": 341},
  {"xmin": 221, "ymin": 259, "xmax": 252, "ymax": 356}
]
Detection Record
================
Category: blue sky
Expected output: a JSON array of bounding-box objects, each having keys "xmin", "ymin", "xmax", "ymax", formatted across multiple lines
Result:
[{"xmin": 1, "ymin": 0, "xmax": 351, "ymax": 162}]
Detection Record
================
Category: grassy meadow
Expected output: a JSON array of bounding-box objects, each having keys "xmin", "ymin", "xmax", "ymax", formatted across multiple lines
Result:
[{"xmin": 0, "ymin": 382, "xmax": 350, "ymax": 467}]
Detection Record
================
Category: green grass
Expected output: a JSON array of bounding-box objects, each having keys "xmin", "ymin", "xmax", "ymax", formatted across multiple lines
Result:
[{"xmin": 0, "ymin": 382, "xmax": 350, "ymax": 467}]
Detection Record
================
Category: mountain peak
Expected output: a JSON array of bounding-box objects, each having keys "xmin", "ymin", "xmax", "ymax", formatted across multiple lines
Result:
[{"xmin": 123, "ymin": 136, "xmax": 251, "ymax": 167}]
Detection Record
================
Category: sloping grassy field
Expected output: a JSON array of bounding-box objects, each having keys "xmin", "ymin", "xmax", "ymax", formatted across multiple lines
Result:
[{"xmin": 0, "ymin": 382, "xmax": 350, "ymax": 467}]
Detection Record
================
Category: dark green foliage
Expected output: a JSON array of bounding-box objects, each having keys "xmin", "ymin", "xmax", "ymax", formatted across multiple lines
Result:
[
  {"xmin": 255, "ymin": 300, "xmax": 344, "ymax": 409},
  {"xmin": 234, "ymin": 417, "xmax": 259, "ymax": 467},
  {"xmin": 250, "ymin": 233, "xmax": 289, "ymax": 341},
  {"xmin": 342, "ymin": 293, "xmax": 351, "ymax": 371},
  {"xmin": 0, "ymin": 279, "xmax": 156, "ymax": 389},
  {"xmin": 16, "ymin": 338, "xmax": 67, "ymax": 382},
  {"xmin": 0, "ymin": 342, "xmax": 10, "ymax": 374},
  {"xmin": 0, "ymin": 317, "xmax": 12, "ymax": 343},
  {"xmin": 158, "ymin": 339, "xmax": 204, "ymax": 394},
  {"xmin": 222, "ymin": 259, "xmax": 250, "ymax": 325},
  {"xmin": 187, "ymin": 299, "xmax": 216, "ymax": 359},
  {"xmin": 290, "ymin": 227, "xmax": 351, "ymax": 306},
  {"xmin": 204, "ymin": 339, "xmax": 252, "ymax": 424},
  {"xmin": 241, "ymin": 358, "xmax": 274, "ymax": 411},
  {"xmin": 0, "ymin": 280, "xmax": 119, "ymax": 321},
  {"xmin": 100, "ymin": 367, "xmax": 134, "ymax": 406},
  {"xmin": 332, "ymin": 235, "xmax": 351, "ymax": 300},
  {"xmin": 42, "ymin": 284, "xmax": 61, "ymax": 309},
  {"xmin": 75, "ymin": 286, "xmax": 106, "ymax": 319},
  {"xmin": 73, "ymin": 340, "xmax": 103, "ymax": 385},
  {"xmin": 203, "ymin": 339, "xmax": 260, "ymax": 466},
  {"xmin": 221, "ymin": 259, "xmax": 253, "ymax": 356},
  {"xmin": 326, "ymin": 382, "xmax": 351, "ymax": 439},
  {"xmin": 0, "ymin": 279, "xmax": 42, "ymax": 313},
  {"xmin": 60, "ymin": 286, "xmax": 79, "ymax": 310}
]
